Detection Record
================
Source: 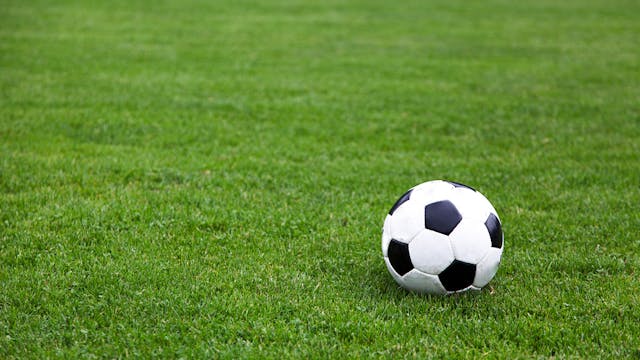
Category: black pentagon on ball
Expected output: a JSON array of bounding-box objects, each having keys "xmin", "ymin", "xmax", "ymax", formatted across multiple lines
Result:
[
  {"xmin": 445, "ymin": 180, "xmax": 477, "ymax": 192},
  {"xmin": 424, "ymin": 200, "xmax": 462, "ymax": 235},
  {"xmin": 485, "ymin": 213, "xmax": 503, "ymax": 248},
  {"xmin": 387, "ymin": 239, "xmax": 414, "ymax": 276},
  {"xmin": 388, "ymin": 189, "xmax": 413, "ymax": 215},
  {"xmin": 438, "ymin": 260, "xmax": 476, "ymax": 292}
]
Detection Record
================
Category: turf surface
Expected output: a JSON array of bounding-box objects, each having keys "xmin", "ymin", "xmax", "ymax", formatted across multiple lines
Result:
[{"xmin": 1, "ymin": 0, "xmax": 639, "ymax": 357}]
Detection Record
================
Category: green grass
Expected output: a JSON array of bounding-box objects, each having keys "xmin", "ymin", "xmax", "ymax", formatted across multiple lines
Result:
[{"xmin": 1, "ymin": 0, "xmax": 639, "ymax": 357}]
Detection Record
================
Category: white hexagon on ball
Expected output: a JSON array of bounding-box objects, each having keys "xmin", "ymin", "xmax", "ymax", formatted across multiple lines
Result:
[
  {"xmin": 387, "ymin": 196, "xmax": 426, "ymax": 243},
  {"xmin": 473, "ymin": 247, "xmax": 503, "ymax": 288},
  {"xmin": 408, "ymin": 229, "xmax": 455, "ymax": 275},
  {"xmin": 448, "ymin": 219, "xmax": 492, "ymax": 264},
  {"xmin": 402, "ymin": 269, "xmax": 447, "ymax": 294}
]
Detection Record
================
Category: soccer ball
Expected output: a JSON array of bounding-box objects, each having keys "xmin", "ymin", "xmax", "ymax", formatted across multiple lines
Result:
[{"xmin": 382, "ymin": 180, "xmax": 503, "ymax": 294}]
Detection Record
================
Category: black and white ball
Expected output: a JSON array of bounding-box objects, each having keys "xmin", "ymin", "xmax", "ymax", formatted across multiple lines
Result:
[{"xmin": 382, "ymin": 180, "xmax": 504, "ymax": 294}]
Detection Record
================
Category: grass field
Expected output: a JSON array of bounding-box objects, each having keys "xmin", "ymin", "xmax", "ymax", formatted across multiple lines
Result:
[{"xmin": 1, "ymin": 0, "xmax": 639, "ymax": 357}]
